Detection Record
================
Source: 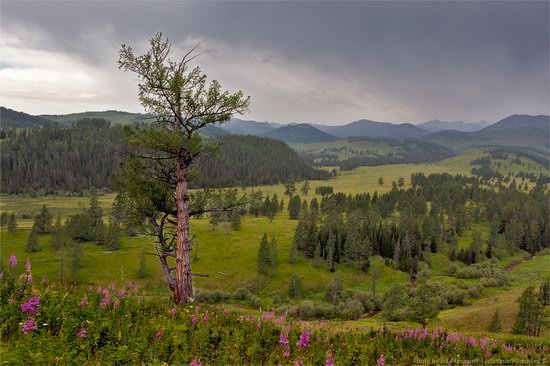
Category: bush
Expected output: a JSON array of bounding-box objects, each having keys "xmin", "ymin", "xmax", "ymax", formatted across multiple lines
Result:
[{"xmin": 339, "ymin": 299, "xmax": 364, "ymax": 320}]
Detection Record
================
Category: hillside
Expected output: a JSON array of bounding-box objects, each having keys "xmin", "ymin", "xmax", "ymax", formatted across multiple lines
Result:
[
  {"xmin": 219, "ymin": 118, "xmax": 276, "ymax": 136},
  {"xmin": 424, "ymin": 114, "xmax": 550, "ymax": 150},
  {"xmin": 327, "ymin": 119, "xmax": 429, "ymax": 140},
  {"xmin": 41, "ymin": 110, "xmax": 152, "ymax": 126},
  {"xmin": 0, "ymin": 107, "xmax": 57, "ymax": 128},
  {"xmin": 418, "ymin": 119, "xmax": 490, "ymax": 133},
  {"xmin": 261, "ymin": 123, "xmax": 339, "ymax": 143}
]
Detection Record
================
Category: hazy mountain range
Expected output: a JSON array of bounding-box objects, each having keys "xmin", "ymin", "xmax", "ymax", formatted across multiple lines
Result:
[{"xmin": 1, "ymin": 107, "xmax": 548, "ymax": 149}]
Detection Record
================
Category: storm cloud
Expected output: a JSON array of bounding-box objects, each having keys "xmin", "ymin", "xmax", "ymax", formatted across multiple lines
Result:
[{"xmin": 1, "ymin": 0, "xmax": 548, "ymax": 124}]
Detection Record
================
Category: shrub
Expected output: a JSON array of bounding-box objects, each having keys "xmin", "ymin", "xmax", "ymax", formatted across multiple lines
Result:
[{"xmin": 339, "ymin": 299, "xmax": 364, "ymax": 320}]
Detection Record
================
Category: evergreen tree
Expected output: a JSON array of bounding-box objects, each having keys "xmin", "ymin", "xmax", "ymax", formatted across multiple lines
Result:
[
  {"xmin": 279, "ymin": 198, "xmax": 285, "ymax": 211},
  {"xmin": 287, "ymin": 195, "xmax": 302, "ymax": 220},
  {"xmin": 538, "ymin": 280, "xmax": 550, "ymax": 306},
  {"xmin": 34, "ymin": 204, "xmax": 52, "ymax": 234},
  {"xmin": 269, "ymin": 236, "xmax": 278, "ymax": 267},
  {"xmin": 66, "ymin": 213, "xmax": 95, "ymax": 242},
  {"xmin": 0, "ymin": 210, "xmax": 7, "ymax": 229},
  {"xmin": 398, "ymin": 177, "xmax": 405, "ymax": 187},
  {"xmin": 106, "ymin": 221, "xmax": 121, "ymax": 251},
  {"xmin": 325, "ymin": 273, "xmax": 343, "ymax": 305},
  {"xmin": 326, "ymin": 231, "xmax": 336, "ymax": 272},
  {"xmin": 288, "ymin": 273, "xmax": 303, "ymax": 298},
  {"xmin": 378, "ymin": 176, "xmax": 384, "ymax": 186},
  {"xmin": 313, "ymin": 241, "xmax": 323, "ymax": 267},
  {"xmin": 284, "ymin": 182, "xmax": 297, "ymax": 197},
  {"xmin": 230, "ymin": 211, "xmax": 242, "ymax": 230},
  {"xmin": 488, "ymin": 308, "xmax": 502, "ymax": 332},
  {"xmin": 257, "ymin": 233, "xmax": 271, "ymax": 274},
  {"xmin": 408, "ymin": 283, "xmax": 443, "ymax": 326},
  {"xmin": 512, "ymin": 286, "xmax": 544, "ymax": 337},
  {"xmin": 50, "ymin": 214, "xmax": 63, "ymax": 250},
  {"xmin": 95, "ymin": 219, "xmax": 106, "ymax": 245},
  {"xmin": 7, "ymin": 213, "xmax": 17, "ymax": 233},
  {"xmin": 26, "ymin": 225, "xmax": 40, "ymax": 252},
  {"xmin": 301, "ymin": 180, "xmax": 310, "ymax": 196},
  {"xmin": 370, "ymin": 256, "xmax": 384, "ymax": 299},
  {"xmin": 87, "ymin": 188, "xmax": 103, "ymax": 231}
]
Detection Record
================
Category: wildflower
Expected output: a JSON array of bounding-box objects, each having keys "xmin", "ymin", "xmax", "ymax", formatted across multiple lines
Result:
[
  {"xmin": 113, "ymin": 298, "xmax": 121, "ymax": 309},
  {"xmin": 257, "ymin": 321, "xmax": 262, "ymax": 330},
  {"xmin": 377, "ymin": 353, "xmax": 385, "ymax": 366},
  {"xmin": 118, "ymin": 288, "xmax": 126, "ymax": 298},
  {"xmin": 10, "ymin": 298, "xmax": 17, "ymax": 305},
  {"xmin": 283, "ymin": 349, "xmax": 290, "ymax": 358},
  {"xmin": 9, "ymin": 254, "xmax": 17, "ymax": 268},
  {"xmin": 155, "ymin": 328, "xmax": 164, "ymax": 340},
  {"xmin": 21, "ymin": 318, "xmax": 37, "ymax": 335},
  {"xmin": 171, "ymin": 306, "xmax": 177, "ymax": 316},
  {"xmin": 296, "ymin": 331, "xmax": 311, "ymax": 348},
  {"xmin": 192, "ymin": 316, "xmax": 199, "ymax": 324},
  {"xmin": 21, "ymin": 297, "xmax": 40, "ymax": 315},
  {"xmin": 78, "ymin": 326, "xmax": 87, "ymax": 339},
  {"xmin": 203, "ymin": 313, "xmax": 209, "ymax": 324},
  {"xmin": 79, "ymin": 296, "xmax": 89, "ymax": 307},
  {"xmin": 326, "ymin": 348, "xmax": 335, "ymax": 366},
  {"xmin": 194, "ymin": 305, "xmax": 200, "ymax": 314},
  {"xmin": 100, "ymin": 296, "xmax": 110, "ymax": 309},
  {"xmin": 293, "ymin": 358, "xmax": 304, "ymax": 366},
  {"xmin": 190, "ymin": 360, "xmax": 202, "ymax": 366},
  {"xmin": 279, "ymin": 334, "xmax": 289, "ymax": 345},
  {"xmin": 27, "ymin": 273, "xmax": 33, "ymax": 283}
]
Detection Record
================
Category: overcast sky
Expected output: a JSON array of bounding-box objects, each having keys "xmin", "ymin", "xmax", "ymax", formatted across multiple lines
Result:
[{"xmin": 1, "ymin": 1, "xmax": 548, "ymax": 125}]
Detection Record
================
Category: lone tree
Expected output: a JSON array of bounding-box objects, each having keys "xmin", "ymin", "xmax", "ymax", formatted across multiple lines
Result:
[{"xmin": 118, "ymin": 33, "xmax": 250, "ymax": 303}]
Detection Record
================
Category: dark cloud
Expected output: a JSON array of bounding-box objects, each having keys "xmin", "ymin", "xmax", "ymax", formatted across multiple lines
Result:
[{"xmin": 1, "ymin": 0, "xmax": 548, "ymax": 123}]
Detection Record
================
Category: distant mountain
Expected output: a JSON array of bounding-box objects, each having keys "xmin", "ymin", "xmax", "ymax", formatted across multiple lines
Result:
[
  {"xmin": 261, "ymin": 124, "xmax": 339, "ymax": 144},
  {"xmin": 199, "ymin": 124, "xmax": 231, "ymax": 138},
  {"xmin": 417, "ymin": 119, "xmax": 490, "ymax": 133},
  {"xmin": 219, "ymin": 118, "xmax": 276, "ymax": 136},
  {"xmin": 327, "ymin": 119, "xmax": 429, "ymax": 140},
  {"xmin": 42, "ymin": 110, "xmax": 152, "ymax": 126},
  {"xmin": 1, "ymin": 107, "xmax": 57, "ymax": 128},
  {"xmin": 424, "ymin": 114, "xmax": 550, "ymax": 150}
]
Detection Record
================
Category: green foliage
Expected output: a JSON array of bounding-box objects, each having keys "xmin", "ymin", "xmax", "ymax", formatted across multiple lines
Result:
[
  {"xmin": 138, "ymin": 250, "xmax": 148, "ymax": 278},
  {"xmin": 7, "ymin": 213, "xmax": 17, "ymax": 233},
  {"xmin": 257, "ymin": 234, "xmax": 271, "ymax": 275},
  {"xmin": 65, "ymin": 214, "xmax": 95, "ymax": 242},
  {"xmin": 512, "ymin": 286, "xmax": 545, "ymax": 337},
  {"xmin": 230, "ymin": 211, "xmax": 242, "ymax": 230},
  {"xmin": 70, "ymin": 243, "xmax": 83, "ymax": 284},
  {"xmin": 325, "ymin": 273, "xmax": 343, "ymax": 305},
  {"xmin": 25, "ymin": 225, "xmax": 40, "ymax": 253},
  {"xmin": 288, "ymin": 273, "xmax": 303, "ymax": 298},
  {"xmin": 33, "ymin": 204, "xmax": 52, "ymax": 234},
  {"xmin": 488, "ymin": 308, "xmax": 503, "ymax": 332},
  {"xmin": 287, "ymin": 195, "xmax": 302, "ymax": 220}
]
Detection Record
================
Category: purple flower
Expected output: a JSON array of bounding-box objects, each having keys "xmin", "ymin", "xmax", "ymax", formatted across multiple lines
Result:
[
  {"xmin": 279, "ymin": 334, "xmax": 289, "ymax": 345},
  {"xmin": 326, "ymin": 349, "xmax": 335, "ymax": 366},
  {"xmin": 190, "ymin": 360, "xmax": 202, "ymax": 366},
  {"xmin": 192, "ymin": 315, "xmax": 199, "ymax": 324},
  {"xmin": 283, "ymin": 349, "xmax": 290, "ymax": 358},
  {"xmin": 9, "ymin": 254, "xmax": 17, "ymax": 268},
  {"xmin": 113, "ymin": 298, "xmax": 121, "ymax": 309},
  {"xmin": 25, "ymin": 258, "xmax": 31, "ymax": 271},
  {"xmin": 118, "ymin": 288, "xmax": 126, "ymax": 298},
  {"xmin": 21, "ymin": 318, "xmax": 37, "ymax": 335},
  {"xmin": 27, "ymin": 273, "xmax": 33, "ymax": 283},
  {"xmin": 377, "ymin": 354, "xmax": 385, "ymax": 366},
  {"xmin": 78, "ymin": 326, "xmax": 87, "ymax": 339},
  {"xmin": 194, "ymin": 305, "xmax": 200, "ymax": 314},
  {"xmin": 155, "ymin": 329, "xmax": 163, "ymax": 340},
  {"xmin": 203, "ymin": 313, "xmax": 209, "ymax": 324},
  {"xmin": 21, "ymin": 297, "xmax": 40, "ymax": 315},
  {"xmin": 79, "ymin": 296, "xmax": 89, "ymax": 307},
  {"xmin": 296, "ymin": 331, "xmax": 311, "ymax": 348},
  {"xmin": 171, "ymin": 306, "xmax": 177, "ymax": 316},
  {"xmin": 100, "ymin": 296, "xmax": 110, "ymax": 309}
]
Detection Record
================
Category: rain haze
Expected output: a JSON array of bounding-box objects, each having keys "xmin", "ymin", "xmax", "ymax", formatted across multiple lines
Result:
[{"xmin": 0, "ymin": 0, "xmax": 548, "ymax": 125}]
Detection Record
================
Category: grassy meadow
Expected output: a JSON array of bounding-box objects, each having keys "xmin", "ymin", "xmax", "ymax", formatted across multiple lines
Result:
[{"xmin": 1, "ymin": 149, "xmax": 549, "ymax": 338}]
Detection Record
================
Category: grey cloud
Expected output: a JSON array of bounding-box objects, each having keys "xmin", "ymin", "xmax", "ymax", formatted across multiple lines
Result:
[{"xmin": 1, "ymin": 0, "xmax": 548, "ymax": 123}]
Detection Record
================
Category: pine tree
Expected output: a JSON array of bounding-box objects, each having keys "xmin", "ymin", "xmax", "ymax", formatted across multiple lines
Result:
[
  {"xmin": 538, "ymin": 280, "xmax": 550, "ymax": 306},
  {"xmin": 288, "ymin": 273, "xmax": 303, "ymax": 298},
  {"xmin": 94, "ymin": 219, "xmax": 105, "ymax": 245},
  {"xmin": 512, "ymin": 286, "xmax": 544, "ymax": 336},
  {"xmin": 301, "ymin": 180, "xmax": 310, "ymax": 196},
  {"xmin": 313, "ymin": 241, "xmax": 323, "ymax": 267},
  {"xmin": 26, "ymin": 225, "xmax": 40, "ymax": 252},
  {"xmin": 287, "ymin": 195, "xmax": 302, "ymax": 220},
  {"xmin": 230, "ymin": 211, "xmax": 242, "ymax": 230},
  {"xmin": 488, "ymin": 308, "xmax": 502, "ymax": 332},
  {"xmin": 106, "ymin": 221, "xmax": 121, "ymax": 251},
  {"xmin": 70, "ymin": 242, "xmax": 83, "ymax": 284},
  {"xmin": 269, "ymin": 236, "xmax": 278, "ymax": 267},
  {"xmin": 7, "ymin": 213, "xmax": 17, "ymax": 233},
  {"xmin": 34, "ymin": 204, "xmax": 52, "ymax": 234},
  {"xmin": 87, "ymin": 188, "xmax": 103, "ymax": 231},
  {"xmin": 1, "ymin": 211, "xmax": 8, "ymax": 229},
  {"xmin": 284, "ymin": 182, "xmax": 297, "ymax": 197},
  {"xmin": 326, "ymin": 231, "xmax": 336, "ymax": 272},
  {"xmin": 50, "ymin": 214, "xmax": 63, "ymax": 250},
  {"xmin": 257, "ymin": 233, "xmax": 271, "ymax": 274},
  {"xmin": 378, "ymin": 177, "xmax": 384, "ymax": 186},
  {"xmin": 370, "ymin": 256, "xmax": 384, "ymax": 298},
  {"xmin": 325, "ymin": 273, "xmax": 343, "ymax": 305}
]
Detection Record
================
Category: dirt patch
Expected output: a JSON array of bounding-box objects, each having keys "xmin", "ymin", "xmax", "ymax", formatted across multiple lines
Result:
[{"xmin": 504, "ymin": 256, "xmax": 533, "ymax": 272}]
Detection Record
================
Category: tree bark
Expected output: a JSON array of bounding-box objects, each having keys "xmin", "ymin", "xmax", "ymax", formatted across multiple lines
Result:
[{"xmin": 174, "ymin": 155, "xmax": 193, "ymax": 303}]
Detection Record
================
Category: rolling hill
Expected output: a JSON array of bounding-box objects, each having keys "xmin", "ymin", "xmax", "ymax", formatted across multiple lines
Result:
[
  {"xmin": 261, "ymin": 123, "xmax": 339, "ymax": 143},
  {"xmin": 327, "ymin": 119, "xmax": 429, "ymax": 140},
  {"xmin": 424, "ymin": 114, "xmax": 550, "ymax": 150},
  {"xmin": 1, "ymin": 107, "xmax": 57, "ymax": 128},
  {"xmin": 41, "ymin": 110, "xmax": 152, "ymax": 126},
  {"xmin": 219, "ymin": 118, "xmax": 276, "ymax": 136},
  {"xmin": 417, "ymin": 119, "xmax": 490, "ymax": 133}
]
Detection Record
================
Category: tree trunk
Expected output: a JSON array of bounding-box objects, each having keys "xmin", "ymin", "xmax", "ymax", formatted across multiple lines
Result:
[{"xmin": 174, "ymin": 156, "xmax": 193, "ymax": 304}]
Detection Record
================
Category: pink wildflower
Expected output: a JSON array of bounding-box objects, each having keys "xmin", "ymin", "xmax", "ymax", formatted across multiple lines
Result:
[
  {"xmin": 296, "ymin": 331, "xmax": 311, "ymax": 348},
  {"xmin": 171, "ymin": 306, "xmax": 177, "ymax": 316},
  {"xmin": 21, "ymin": 318, "xmax": 37, "ymax": 335},
  {"xmin": 192, "ymin": 315, "xmax": 199, "ymax": 324},
  {"xmin": 100, "ymin": 296, "xmax": 110, "ymax": 309},
  {"xmin": 25, "ymin": 258, "xmax": 31, "ymax": 271},
  {"xmin": 113, "ymin": 298, "xmax": 121, "ymax": 309},
  {"xmin": 9, "ymin": 254, "xmax": 17, "ymax": 268},
  {"xmin": 118, "ymin": 288, "xmax": 126, "ymax": 298},
  {"xmin": 155, "ymin": 328, "xmax": 164, "ymax": 340},
  {"xmin": 326, "ymin": 348, "xmax": 335, "ymax": 366},
  {"xmin": 279, "ymin": 334, "xmax": 289, "ymax": 345},
  {"xmin": 203, "ymin": 313, "xmax": 209, "ymax": 324},
  {"xmin": 21, "ymin": 297, "xmax": 40, "ymax": 315},
  {"xmin": 377, "ymin": 353, "xmax": 385, "ymax": 366},
  {"xmin": 79, "ymin": 296, "xmax": 89, "ymax": 307},
  {"xmin": 27, "ymin": 273, "xmax": 32, "ymax": 283},
  {"xmin": 283, "ymin": 349, "xmax": 290, "ymax": 358},
  {"xmin": 190, "ymin": 360, "xmax": 202, "ymax": 366},
  {"xmin": 78, "ymin": 326, "xmax": 87, "ymax": 339},
  {"xmin": 194, "ymin": 305, "xmax": 200, "ymax": 314}
]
